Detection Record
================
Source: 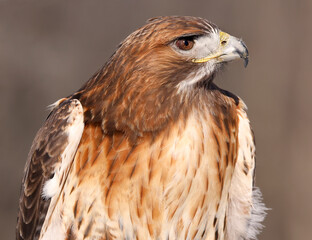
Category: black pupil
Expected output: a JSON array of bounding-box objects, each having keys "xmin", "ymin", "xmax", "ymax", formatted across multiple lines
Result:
[{"xmin": 184, "ymin": 40, "xmax": 189, "ymax": 46}]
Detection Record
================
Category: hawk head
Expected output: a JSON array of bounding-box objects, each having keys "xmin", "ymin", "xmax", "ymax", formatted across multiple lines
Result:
[
  {"xmin": 114, "ymin": 16, "xmax": 248, "ymax": 90},
  {"xmin": 76, "ymin": 16, "xmax": 248, "ymax": 138}
]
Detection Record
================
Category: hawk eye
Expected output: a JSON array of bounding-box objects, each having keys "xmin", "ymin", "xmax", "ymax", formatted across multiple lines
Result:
[{"xmin": 175, "ymin": 37, "xmax": 195, "ymax": 51}]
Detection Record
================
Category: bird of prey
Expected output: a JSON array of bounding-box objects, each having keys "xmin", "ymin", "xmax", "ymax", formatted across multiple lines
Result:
[{"xmin": 16, "ymin": 16, "xmax": 266, "ymax": 240}]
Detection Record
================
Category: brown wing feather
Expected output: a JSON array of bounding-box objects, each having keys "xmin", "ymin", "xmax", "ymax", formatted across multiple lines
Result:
[{"xmin": 16, "ymin": 99, "xmax": 83, "ymax": 240}]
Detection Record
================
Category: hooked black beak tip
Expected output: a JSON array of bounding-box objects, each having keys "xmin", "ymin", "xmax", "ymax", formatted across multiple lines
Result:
[{"xmin": 244, "ymin": 57, "xmax": 249, "ymax": 68}]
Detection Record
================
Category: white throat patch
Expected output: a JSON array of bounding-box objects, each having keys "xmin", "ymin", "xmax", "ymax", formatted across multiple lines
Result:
[{"xmin": 176, "ymin": 62, "xmax": 216, "ymax": 93}]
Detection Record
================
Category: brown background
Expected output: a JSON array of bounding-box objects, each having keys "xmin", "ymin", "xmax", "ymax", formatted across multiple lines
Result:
[{"xmin": 1, "ymin": 0, "xmax": 311, "ymax": 239}]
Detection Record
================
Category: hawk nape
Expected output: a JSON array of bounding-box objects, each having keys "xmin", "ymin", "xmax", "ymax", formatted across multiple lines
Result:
[{"xmin": 16, "ymin": 16, "xmax": 266, "ymax": 240}]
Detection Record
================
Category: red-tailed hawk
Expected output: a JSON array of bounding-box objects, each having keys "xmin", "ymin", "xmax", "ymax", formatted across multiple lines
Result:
[{"xmin": 16, "ymin": 16, "xmax": 266, "ymax": 240}]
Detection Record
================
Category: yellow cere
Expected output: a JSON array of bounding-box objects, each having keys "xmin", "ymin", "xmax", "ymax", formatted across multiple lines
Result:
[
  {"xmin": 219, "ymin": 31, "xmax": 230, "ymax": 44},
  {"xmin": 192, "ymin": 31, "xmax": 229, "ymax": 63}
]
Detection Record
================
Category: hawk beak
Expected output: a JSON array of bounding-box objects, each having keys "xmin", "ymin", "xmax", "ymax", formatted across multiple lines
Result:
[{"xmin": 192, "ymin": 31, "xmax": 249, "ymax": 67}]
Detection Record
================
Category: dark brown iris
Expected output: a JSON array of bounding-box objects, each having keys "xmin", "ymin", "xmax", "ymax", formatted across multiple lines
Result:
[{"xmin": 175, "ymin": 38, "xmax": 195, "ymax": 50}]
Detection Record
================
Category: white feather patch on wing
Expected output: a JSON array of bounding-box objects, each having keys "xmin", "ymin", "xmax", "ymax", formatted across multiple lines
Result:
[{"xmin": 42, "ymin": 175, "xmax": 58, "ymax": 199}]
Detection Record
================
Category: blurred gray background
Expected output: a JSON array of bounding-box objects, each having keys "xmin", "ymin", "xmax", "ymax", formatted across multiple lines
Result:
[{"xmin": 1, "ymin": 0, "xmax": 311, "ymax": 239}]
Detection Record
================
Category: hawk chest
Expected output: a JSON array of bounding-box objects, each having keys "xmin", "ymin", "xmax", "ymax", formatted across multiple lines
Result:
[{"xmin": 56, "ymin": 106, "xmax": 239, "ymax": 240}]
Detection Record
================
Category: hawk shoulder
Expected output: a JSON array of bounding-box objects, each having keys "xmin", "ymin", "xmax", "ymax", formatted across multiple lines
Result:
[
  {"xmin": 226, "ymin": 100, "xmax": 266, "ymax": 239},
  {"xmin": 16, "ymin": 99, "xmax": 84, "ymax": 240}
]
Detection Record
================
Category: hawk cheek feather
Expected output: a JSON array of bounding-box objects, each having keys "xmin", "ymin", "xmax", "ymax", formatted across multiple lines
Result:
[{"xmin": 17, "ymin": 16, "xmax": 266, "ymax": 240}]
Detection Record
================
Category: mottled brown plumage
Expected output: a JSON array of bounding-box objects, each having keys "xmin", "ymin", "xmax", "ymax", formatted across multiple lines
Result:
[
  {"xmin": 17, "ymin": 99, "xmax": 83, "ymax": 240},
  {"xmin": 17, "ymin": 16, "xmax": 266, "ymax": 240}
]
